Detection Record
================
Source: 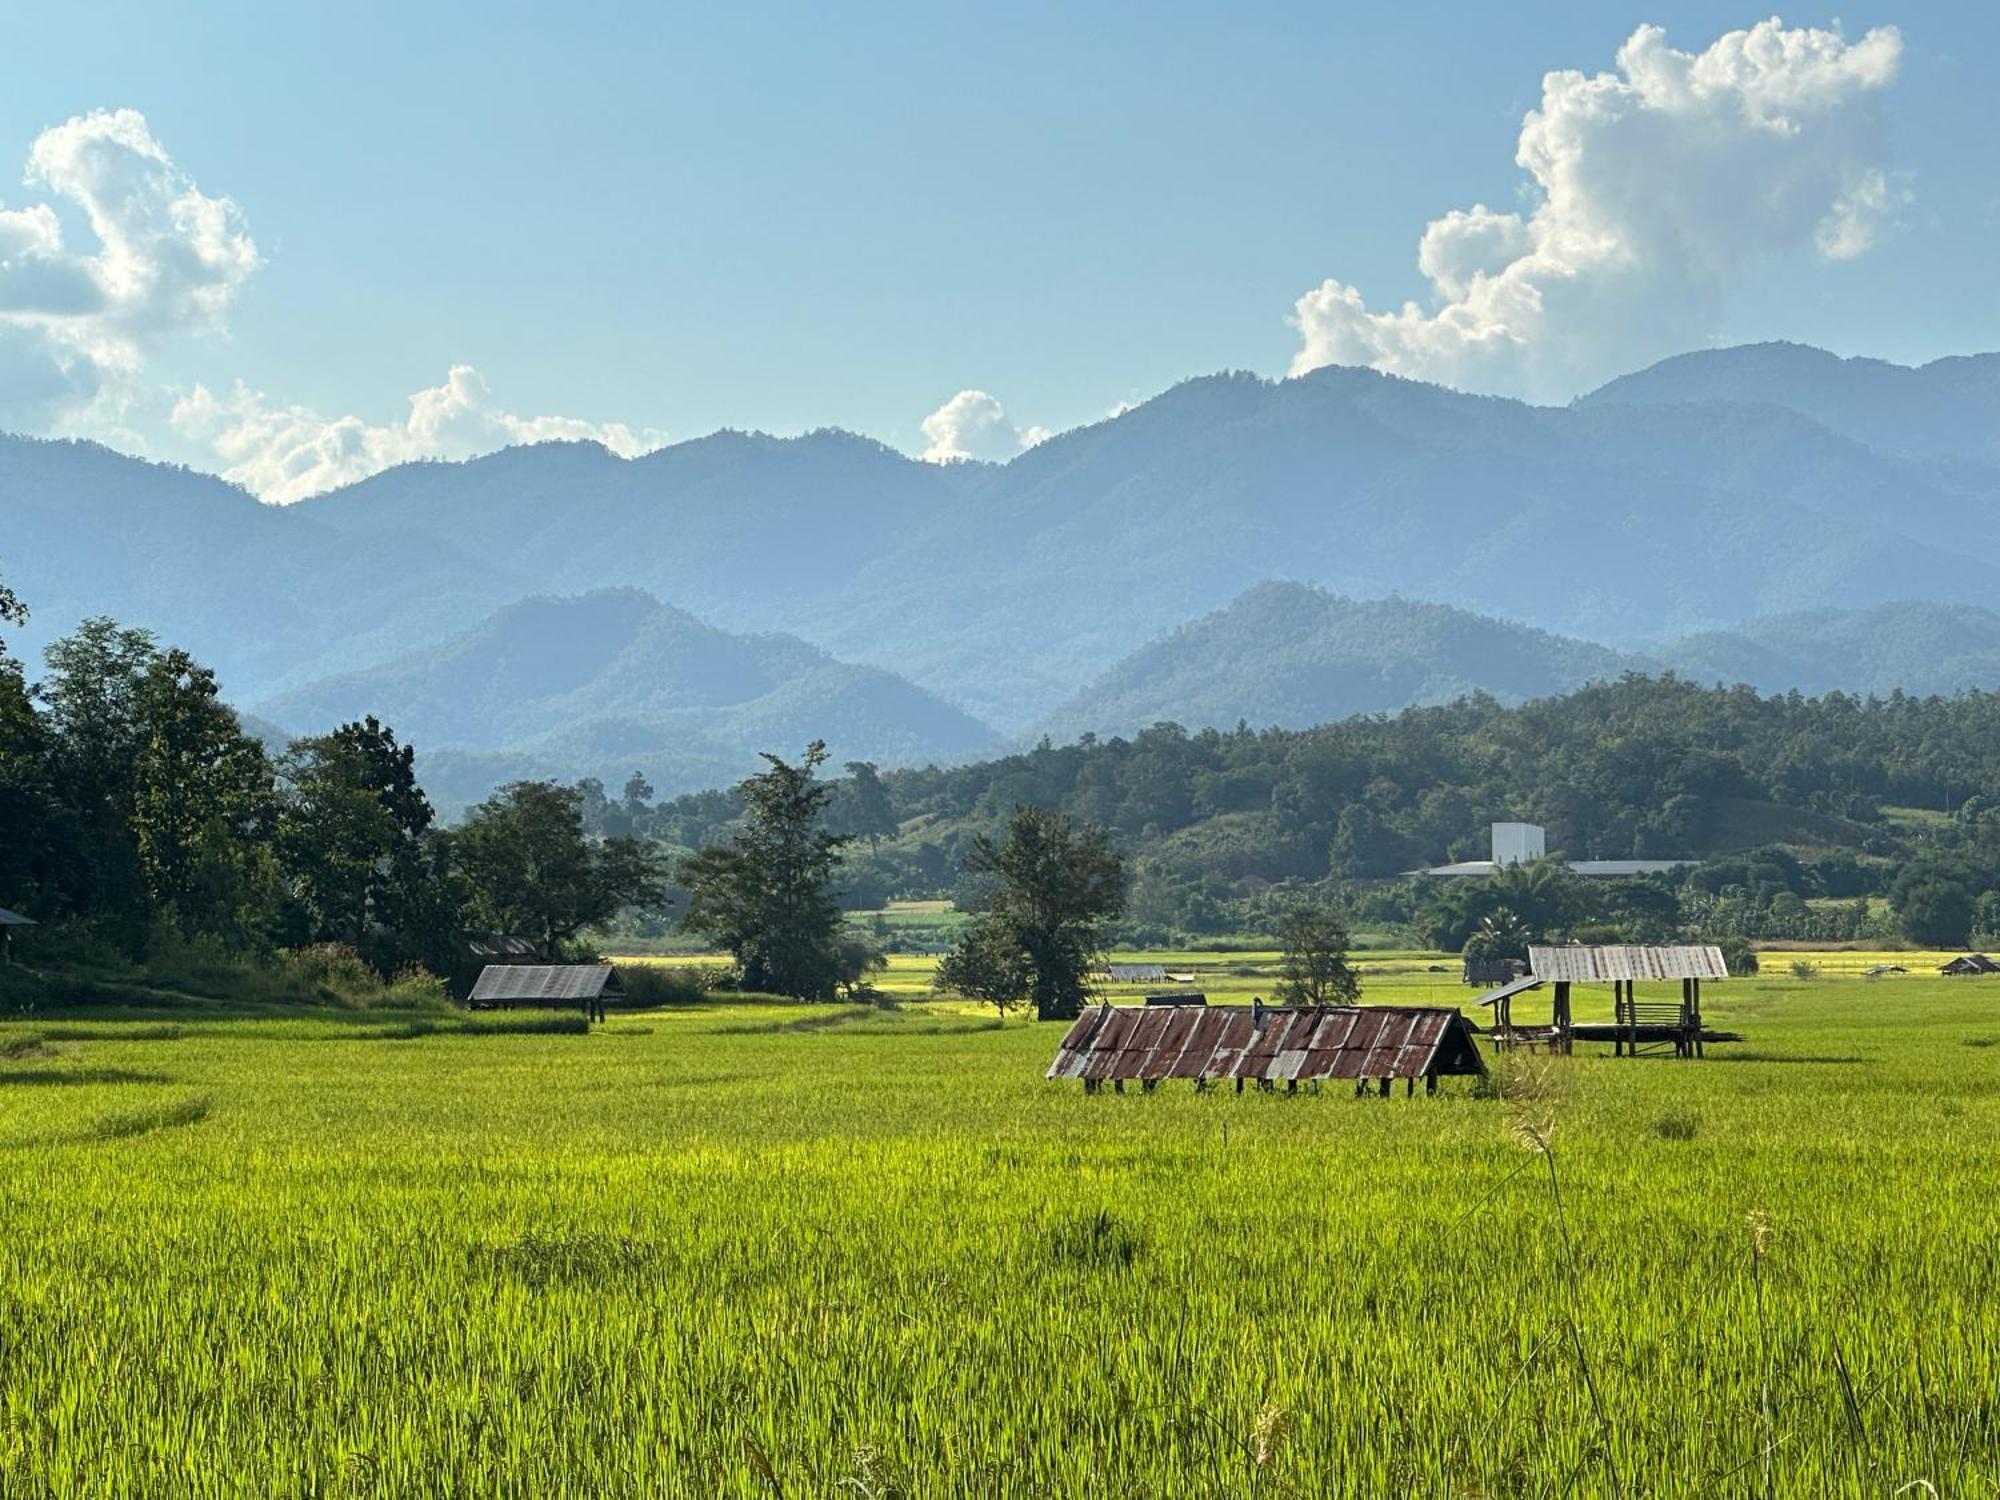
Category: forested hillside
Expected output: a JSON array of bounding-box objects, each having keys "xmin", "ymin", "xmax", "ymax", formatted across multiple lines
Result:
[{"xmin": 625, "ymin": 676, "xmax": 2000, "ymax": 945}]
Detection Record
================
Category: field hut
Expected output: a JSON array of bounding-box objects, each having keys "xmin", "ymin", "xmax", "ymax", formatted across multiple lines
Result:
[
  {"xmin": 1047, "ymin": 1003, "xmax": 1485, "ymax": 1096},
  {"xmin": 1104, "ymin": 963, "xmax": 1170, "ymax": 985},
  {"xmin": 1475, "ymin": 944, "xmax": 1738, "ymax": 1058},
  {"xmin": 0, "ymin": 907, "xmax": 33, "ymax": 964},
  {"xmin": 468, "ymin": 963, "xmax": 620, "ymax": 1021},
  {"xmin": 1939, "ymin": 954, "xmax": 2000, "ymax": 977}
]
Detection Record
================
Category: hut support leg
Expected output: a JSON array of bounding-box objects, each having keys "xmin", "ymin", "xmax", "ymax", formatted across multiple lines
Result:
[
  {"xmin": 1234, "ymin": 1078, "xmax": 1244, "ymax": 1095},
  {"xmin": 1425, "ymin": 1074, "xmax": 1438, "ymax": 1097},
  {"xmin": 1405, "ymin": 1076, "xmax": 1414, "ymax": 1097},
  {"xmin": 1113, "ymin": 1079, "xmax": 1125, "ymax": 1095},
  {"xmin": 1377, "ymin": 1078, "xmax": 1391, "ymax": 1099}
]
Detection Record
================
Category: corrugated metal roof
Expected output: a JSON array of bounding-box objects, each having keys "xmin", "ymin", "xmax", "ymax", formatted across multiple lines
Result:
[
  {"xmin": 469, "ymin": 964, "xmax": 614, "ymax": 1002},
  {"xmin": 0, "ymin": 907, "xmax": 35, "ymax": 926},
  {"xmin": 1471, "ymin": 974, "xmax": 1544, "ymax": 1007},
  {"xmin": 1047, "ymin": 1004, "xmax": 1485, "ymax": 1083},
  {"xmin": 1105, "ymin": 963, "xmax": 1170, "ymax": 983},
  {"xmin": 1528, "ymin": 945, "xmax": 1727, "ymax": 983}
]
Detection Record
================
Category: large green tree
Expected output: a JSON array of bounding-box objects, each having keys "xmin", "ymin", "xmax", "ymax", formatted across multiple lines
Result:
[
  {"xmin": 938, "ymin": 805, "xmax": 1125, "ymax": 1021},
  {"xmin": 131, "ymin": 648, "xmax": 279, "ymax": 942},
  {"xmin": 278, "ymin": 718, "xmax": 439, "ymax": 957},
  {"xmin": 678, "ymin": 742, "xmax": 853, "ymax": 999},
  {"xmin": 458, "ymin": 780, "xmax": 667, "ymax": 956}
]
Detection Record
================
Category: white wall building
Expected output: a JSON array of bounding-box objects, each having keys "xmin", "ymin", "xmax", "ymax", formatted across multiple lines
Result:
[{"xmin": 1418, "ymin": 823, "xmax": 1692, "ymax": 879}]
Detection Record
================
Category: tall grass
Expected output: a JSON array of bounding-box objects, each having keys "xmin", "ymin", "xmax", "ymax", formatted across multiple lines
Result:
[{"xmin": 0, "ymin": 973, "xmax": 1991, "ymax": 1494}]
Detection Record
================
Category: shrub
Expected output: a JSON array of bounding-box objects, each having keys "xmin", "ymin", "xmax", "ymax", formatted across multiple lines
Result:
[
  {"xmin": 383, "ymin": 966, "xmax": 451, "ymax": 1008},
  {"xmin": 1788, "ymin": 958, "xmax": 1820, "ymax": 980},
  {"xmin": 1717, "ymin": 936, "xmax": 1760, "ymax": 977},
  {"xmin": 614, "ymin": 963, "xmax": 727, "ymax": 1006},
  {"xmin": 271, "ymin": 944, "xmax": 385, "ymax": 1005}
]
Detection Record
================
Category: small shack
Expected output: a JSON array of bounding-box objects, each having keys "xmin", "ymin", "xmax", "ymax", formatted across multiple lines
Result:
[
  {"xmin": 0, "ymin": 906, "xmax": 33, "ymax": 964},
  {"xmin": 469, "ymin": 963, "xmax": 620, "ymax": 1020},
  {"xmin": 1475, "ymin": 944, "xmax": 1738, "ymax": 1058},
  {"xmin": 1142, "ymin": 991, "xmax": 1208, "ymax": 1007},
  {"xmin": 1940, "ymin": 954, "xmax": 2000, "ymax": 977},
  {"xmin": 1047, "ymin": 1003, "xmax": 1486, "ymax": 1095},
  {"xmin": 1104, "ymin": 963, "xmax": 1169, "ymax": 985}
]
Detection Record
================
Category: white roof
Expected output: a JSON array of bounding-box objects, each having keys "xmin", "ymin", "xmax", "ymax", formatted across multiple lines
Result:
[
  {"xmin": 469, "ymin": 964, "xmax": 613, "ymax": 1002},
  {"xmin": 0, "ymin": 906, "xmax": 34, "ymax": 926}
]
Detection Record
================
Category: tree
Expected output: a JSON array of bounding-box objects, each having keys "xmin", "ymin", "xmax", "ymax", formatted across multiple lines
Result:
[
  {"xmin": 938, "ymin": 805, "xmax": 1125, "ymax": 1021},
  {"xmin": 130, "ymin": 648, "xmax": 279, "ymax": 941},
  {"xmin": 678, "ymin": 743, "xmax": 854, "ymax": 999},
  {"xmin": 458, "ymin": 780, "xmax": 668, "ymax": 955},
  {"xmin": 1273, "ymin": 900, "xmax": 1360, "ymax": 1005},
  {"xmin": 278, "ymin": 718, "xmax": 439, "ymax": 958},
  {"xmin": 1895, "ymin": 870, "xmax": 1976, "ymax": 949},
  {"xmin": 830, "ymin": 761, "xmax": 898, "ymax": 846},
  {"xmin": 0, "ymin": 569, "xmax": 24, "ymax": 662}
]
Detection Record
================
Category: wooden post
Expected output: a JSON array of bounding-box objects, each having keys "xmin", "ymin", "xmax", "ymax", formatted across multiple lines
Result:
[
  {"xmin": 1693, "ymin": 978, "xmax": 1705, "ymax": 1058},
  {"xmin": 1405, "ymin": 1076, "xmax": 1415, "ymax": 1097},
  {"xmin": 1114, "ymin": 1079, "xmax": 1125, "ymax": 1095},
  {"xmin": 1377, "ymin": 1077, "xmax": 1391, "ymax": 1099},
  {"xmin": 1554, "ymin": 982, "xmax": 1573, "ymax": 1055},
  {"xmin": 1425, "ymin": 1073, "xmax": 1438, "ymax": 1096}
]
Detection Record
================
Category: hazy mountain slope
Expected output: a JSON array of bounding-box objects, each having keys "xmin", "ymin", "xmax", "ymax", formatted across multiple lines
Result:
[
  {"xmin": 0, "ymin": 434, "xmax": 528, "ymax": 700},
  {"xmin": 800, "ymin": 366, "xmax": 1991, "ymax": 722},
  {"xmin": 1582, "ymin": 342, "xmax": 2000, "ymax": 467},
  {"xmin": 255, "ymin": 589, "xmax": 999, "ymax": 806},
  {"xmin": 8, "ymin": 343, "xmax": 1998, "ymax": 746},
  {"xmin": 295, "ymin": 430, "xmax": 967, "ymax": 637},
  {"xmin": 1659, "ymin": 602, "xmax": 2000, "ymax": 698},
  {"xmin": 1041, "ymin": 582, "xmax": 1644, "ymax": 739}
]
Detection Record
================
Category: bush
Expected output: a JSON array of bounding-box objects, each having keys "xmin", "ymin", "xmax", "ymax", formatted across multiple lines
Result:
[
  {"xmin": 272, "ymin": 944, "xmax": 385, "ymax": 1004},
  {"xmin": 1788, "ymin": 958, "xmax": 1821, "ymax": 980},
  {"xmin": 1653, "ymin": 1108, "xmax": 1701, "ymax": 1141},
  {"xmin": 1717, "ymin": 936, "xmax": 1760, "ymax": 977},
  {"xmin": 614, "ymin": 962, "xmax": 727, "ymax": 1006}
]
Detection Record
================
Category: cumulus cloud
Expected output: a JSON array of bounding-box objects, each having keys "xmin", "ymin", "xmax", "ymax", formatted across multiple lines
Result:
[
  {"xmin": 0, "ymin": 109, "xmax": 257, "ymax": 429},
  {"xmin": 1290, "ymin": 18, "xmax": 1906, "ymax": 398},
  {"xmin": 171, "ymin": 364, "xmax": 667, "ymax": 503},
  {"xmin": 919, "ymin": 389, "xmax": 1049, "ymax": 463}
]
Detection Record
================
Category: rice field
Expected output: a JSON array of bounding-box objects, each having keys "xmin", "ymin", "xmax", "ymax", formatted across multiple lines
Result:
[{"xmin": 3, "ymin": 967, "xmax": 1999, "ymax": 1495}]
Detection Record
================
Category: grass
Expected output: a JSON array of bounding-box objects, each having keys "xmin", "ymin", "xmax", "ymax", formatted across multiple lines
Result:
[{"xmin": 1, "ymin": 968, "xmax": 1997, "ymax": 1494}]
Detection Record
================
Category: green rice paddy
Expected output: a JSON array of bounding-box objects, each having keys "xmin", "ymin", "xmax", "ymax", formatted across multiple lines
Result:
[{"xmin": 2, "ymin": 966, "xmax": 1997, "ymax": 1495}]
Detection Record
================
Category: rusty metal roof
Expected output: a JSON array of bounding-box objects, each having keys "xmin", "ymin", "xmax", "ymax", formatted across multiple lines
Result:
[
  {"xmin": 1528, "ymin": 944, "xmax": 1727, "ymax": 983},
  {"xmin": 1047, "ymin": 1004, "xmax": 1485, "ymax": 1084},
  {"xmin": 469, "ymin": 964, "xmax": 615, "ymax": 1003}
]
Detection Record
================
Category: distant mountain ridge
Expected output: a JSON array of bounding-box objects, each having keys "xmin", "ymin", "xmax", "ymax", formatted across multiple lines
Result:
[
  {"xmin": 1040, "ymin": 583, "xmax": 1641, "ymax": 739},
  {"xmin": 1047, "ymin": 586, "xmax": 2000, "ymax": 742},
  {"xmin": 6, "ymin": 340, "xmax": 1999, "ymax": 801},
  {"xmin": 1582, "ymin": 342, "xmax": 2000, "ymax": 468},
  {"xmin": 256, "ymin": 589, "xmax": 999, "ymax": 810}
]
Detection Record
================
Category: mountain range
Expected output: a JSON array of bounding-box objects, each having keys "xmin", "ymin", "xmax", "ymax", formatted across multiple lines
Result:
[{"xmin": 7, "ymin": 341, "xmax": 1999, "ymax": 804}]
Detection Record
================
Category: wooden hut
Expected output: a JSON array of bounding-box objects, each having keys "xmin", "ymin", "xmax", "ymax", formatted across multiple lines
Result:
[
  {"xmin": 468, "ymin": 963, "xmax": 620, "ymax": 1021},
  {"xmin": 0, "ymin": 907, "xmax": 32, "ymax": 965},
  {"xmin": 1940, "ymin": 954, "xmax": 2000, "ymax": 977},
  {"xmin": 1047, "ymin": 1003, "xmax": 1485, "ymax": 1095},
  {"xmin": 1475, "ymin": 944, "xmax": 1739, "ymax": 1058}
]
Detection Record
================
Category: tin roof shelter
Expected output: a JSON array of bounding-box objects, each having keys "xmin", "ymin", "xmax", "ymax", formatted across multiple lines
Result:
[
  {"xmin": 1940, "ymin": 954, "xmax": 2000, "ymax": 976},
  {"xmin": 469, "ymin": 963, "xmax": 619, "ymax": 1016},
  {"xmin": 1473, "ymin": 944, "xmax": 1738, "ymax": 1058},
  {"xmin": 0, "ymin": 906, "xmax": 32, "ymax": 964},
  {"xmin": 1048, "ymin": 1003, "xmax": 1485, "ymax": 1096}
]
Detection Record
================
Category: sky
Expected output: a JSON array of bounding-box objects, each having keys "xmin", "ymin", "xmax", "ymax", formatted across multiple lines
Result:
[{"xmin": 2, "ymin": 2, "xmax": 1995, "ymax": 500}]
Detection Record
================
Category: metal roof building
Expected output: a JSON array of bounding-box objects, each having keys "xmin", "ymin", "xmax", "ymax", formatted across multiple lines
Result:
[
  {"xmin": 1048, "ymin": 1004, "xmax": 1485, "ymax": 1093},
  {"xmin": 0, "ymin": 906, "xmax": 31, "ymax": 964},
  {"xmin": 1527, "ymin": 944, "xmax": 1728, "ymax": 984},
  {"xmin": 469, "ymin": 964, "xmax": 618, "ymax": 1012}
]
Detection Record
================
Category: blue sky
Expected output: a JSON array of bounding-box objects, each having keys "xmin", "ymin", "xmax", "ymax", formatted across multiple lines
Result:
[{"xmin": 2, "ymin": 2, "xmax": 1995, "ymax": 496}]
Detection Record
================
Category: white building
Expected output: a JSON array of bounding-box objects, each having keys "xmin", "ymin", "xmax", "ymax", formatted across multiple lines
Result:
[{"xmin": 1418, "ymin": 823, "xmax": 1692, "ymax": 879}]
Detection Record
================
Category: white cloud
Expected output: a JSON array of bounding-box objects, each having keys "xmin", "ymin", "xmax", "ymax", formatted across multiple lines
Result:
[
  {"xmin": 0, "ymin": 109, "xmax": 257, "ymax": 429},
  {"xmin": 172, "ymin": 364, "xmax": 667, "ymax": 503},
  {"xmin": 919, "ymin": 389, "xmax": 1048, "ymax": 463},
  {"xmin": 1290, "ymin": 18, "xmax": 1906, "ymax": 399}
]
